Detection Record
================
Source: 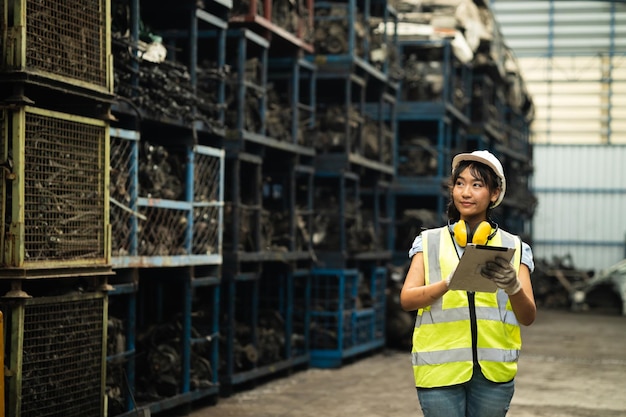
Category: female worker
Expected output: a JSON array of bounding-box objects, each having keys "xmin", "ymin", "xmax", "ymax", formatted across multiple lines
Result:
[{"xmin": 400, "ymin": 150, "xmax": 536, "ymax": 417}]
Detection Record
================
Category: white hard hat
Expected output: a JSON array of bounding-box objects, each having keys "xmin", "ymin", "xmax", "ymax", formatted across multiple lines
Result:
[{"xmin": 452, "ymin": 150, "xmax": 506, "ymax": 208}]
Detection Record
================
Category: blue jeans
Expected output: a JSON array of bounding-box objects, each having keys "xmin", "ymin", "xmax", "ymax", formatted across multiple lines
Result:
[{"xmin": 416, "ymin": 368, "xmax": 514, "ymax": 417}]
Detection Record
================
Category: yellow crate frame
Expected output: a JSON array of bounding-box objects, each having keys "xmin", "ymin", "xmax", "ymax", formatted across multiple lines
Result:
[
  {"xmin": 1, "ymin": 0, "xmax": 113, "ymax": 95},
  {"xmin": 0, "ymin": 106, "xmax": 111, "ymax": 276},
  {"xmin": 2, "ymin": 292, "xmax": 108, "ymax": 417}
]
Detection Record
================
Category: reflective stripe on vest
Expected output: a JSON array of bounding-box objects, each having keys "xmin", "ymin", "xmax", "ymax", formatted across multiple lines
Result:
[{"xmin": 411, "ymin": 226, "xmax": 522, "ymax": 388}]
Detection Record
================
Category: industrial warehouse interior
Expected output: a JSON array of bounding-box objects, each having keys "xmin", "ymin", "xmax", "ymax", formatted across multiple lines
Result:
[{"xmin": 0, "ymin": 0, "xmax": 624, "ymax": 417}]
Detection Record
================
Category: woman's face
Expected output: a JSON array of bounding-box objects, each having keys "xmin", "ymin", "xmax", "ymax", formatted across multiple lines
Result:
[{"xmin": 452, "ymin": 166, "xmax": 500, "ymax": 224}]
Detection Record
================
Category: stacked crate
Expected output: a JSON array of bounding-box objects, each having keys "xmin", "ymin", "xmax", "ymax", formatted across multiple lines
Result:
[
  {"xmin": 106, "ymin": 0, "xmax": 228, "ymax": 414},
  {"xmin": 390, "ymin": 37, "xmax": 472, "ymax": 263},
  {"xmin": 302, "ymin": 0, "xmax": 395, "ymax": 368},
  {"xmin": 387, "ymin": 0, "xmax": 535, "ymax": 263},
  {"xmin": 105, "ymin": 0, "xmax": 318, "ymax": 407},
  {"xmin": 0, "ymin": 1, "xmax": 113, "ymax": 416},
  {"xmin": 217, "ymin": 0, "xmax": 318, "ymax": 392}
]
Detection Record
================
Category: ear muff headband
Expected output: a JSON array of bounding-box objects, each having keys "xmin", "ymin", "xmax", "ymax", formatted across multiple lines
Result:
[{"xmin": 452, "ymin": 220, "xmax": 496, "ymax": 247}]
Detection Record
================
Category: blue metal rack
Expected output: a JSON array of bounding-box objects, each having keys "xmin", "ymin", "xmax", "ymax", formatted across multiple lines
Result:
[
  {"xmin": 388, "ymin": 38, "xmax": 473, "ymax": 262},
  {"xmin": 107, "ymin": 279, "xmax": 138, "ymax": 416},
  {"xmin": 395, "ymin": 39, "xmax": 470, "ymax": 119},
  {"xmin": 312, "ymin": 171, "xmax": 360, "ymax": 267},
  {"xmin": 307, "ymin": 0, "xmax": 397, "ymax": 174},
  {"xmin": 109, "ymin": 128, "xmax": 225, "ymax": 268},
  {"xmin": 147, "ymin": 0, "xmax": 232, "ymax": 138},
  {"xmin": 107, "ymin": 266, "xmax": 221, "ymax": 417},
  {"xmin": 219, "ymin": 264, "xmax": 311, "ymax": 392},
  {"xmin": 359, "ymin": 178, "xmax": 394, "ymax": 261},
  {"xmin": 363, "ymin": 82, "xmax": 398, "ymax": 170},
  {"xmin": 221, "ymin": 28, "xmax": 316, "ymax": 157},
  {"xmin": 394, "ymin": 38, "xmax": 471, "ymax": 174},
  {"xmin": 267, "ymin": 57, "xmax": 317, "ymax": 147},
  {"xmin": 223, "ymin": 152, "xmax": 316, "ymax": 259},
  {"xmin": 309, "ymin": 266, "xmax": 386, "ymax": 368},
  {"xmin": 468, "ymin": 70, "xmax": 506, "ymax": 143}
]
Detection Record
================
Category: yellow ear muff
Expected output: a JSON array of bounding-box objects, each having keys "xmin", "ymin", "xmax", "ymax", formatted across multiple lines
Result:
[
  {"xmin": 452, "ymin": 220, "xmax": 493, "ymax": 247},
  {"xmin": 452, "ymin": 220, "xmax": 468, "ymax": 247},
  {"xmin": 472, "ymin": 221, "xmax": 493, "ymax": 245}
]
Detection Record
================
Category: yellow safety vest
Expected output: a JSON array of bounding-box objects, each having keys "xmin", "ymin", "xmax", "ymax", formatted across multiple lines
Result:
[{"xmin": 411, "ymin": 226, "xmax": 522, "ymax": 388}]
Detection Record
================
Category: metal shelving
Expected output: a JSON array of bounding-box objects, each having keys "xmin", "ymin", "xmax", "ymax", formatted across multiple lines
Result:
[
  {"xmin": 219, "ymin": 264, "xmax": 310, "ymax": 392},
  {"xmin": 109, "ymin": 128, "xmax": 225, "ymax": 268},
  {"xmin": 308, "ymin": 266, "xmax": 385, "ymax": 368},
  {"xmin": 389, "ymin": 37, "xmax": 473, "ymax": 262},
  {"xmin": 107, "ymin": 266, "xmax": 221, "ymax": 416}
]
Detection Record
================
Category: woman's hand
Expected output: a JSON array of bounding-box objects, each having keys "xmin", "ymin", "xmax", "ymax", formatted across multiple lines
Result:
[{"xmin": 481, "ymin": 256, "xmax": 522, "ymax": 295}]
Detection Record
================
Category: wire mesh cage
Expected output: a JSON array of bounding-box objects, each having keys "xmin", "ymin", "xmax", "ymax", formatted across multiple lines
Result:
[
  {"xmin": 0, "ymin": 106, "xmax": 110, "ymax": 274},
  {"xmin": 1, "ymin": 292, "xmax": 107, "ymax": 417},
  {"xmin": 0, "ymin": 0, "xmax": 113, "ymax": 94},
  {"xmin": 309, "ymin": 268, "xmax": 386, "ymax": 367},
  {"xmin": 309, "ymin": 270, "xmax": 358, "ymax": 352},
  {"xmin": 192, "ymin": 147, "xmax": 224, "ymax": 257},
  {"xmin": 109, "ymin": 129, "xmax": 137, "ymax": 258},
  {"xmin": 109, "ymin": 129, "xmax": 224, "ymax": 264}
]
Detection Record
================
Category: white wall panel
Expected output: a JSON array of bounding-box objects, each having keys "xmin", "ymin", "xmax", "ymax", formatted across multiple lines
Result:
[
  {"xmin": 533, "ymin": 244, "xmax": 623, "ymax": 274},
  {"xmin": 533, "ymin": 145, "xmax": 626, "ymax": 189},
  {"xmin": 534, "ymin": 193, "xmax": 626, "ymax": 241},
  {"xmin": 532, "ymin": 145, "xmax": 626, "ymax": 272}
]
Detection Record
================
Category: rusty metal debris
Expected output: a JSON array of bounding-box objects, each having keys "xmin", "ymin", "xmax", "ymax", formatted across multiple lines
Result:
[
  {"xmin": 532, "ymin": 254, "xmax": 593, "ymax": 310},
  {"xmin": 134, "ymin": 318, "xmax": 215, "ymax": 401}
]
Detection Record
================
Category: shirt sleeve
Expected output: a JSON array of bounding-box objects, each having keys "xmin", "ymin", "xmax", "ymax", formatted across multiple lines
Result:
[
  {"xmin": 521, "ymin": 241, "xmax": 535, "ymax": 273},
  {"xmin": 408, "ymin": 234, "xmax": 423, "ymax": 258}
]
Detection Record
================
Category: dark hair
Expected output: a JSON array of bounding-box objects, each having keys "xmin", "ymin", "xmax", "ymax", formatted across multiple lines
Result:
[{"xmin": 446, "ymin": 160, "xmax": 501, "ymax": 221}]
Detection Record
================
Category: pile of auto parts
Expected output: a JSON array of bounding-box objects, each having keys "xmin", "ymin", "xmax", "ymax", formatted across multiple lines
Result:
[
  {"xmin": 397, "ymin": 137, "xmax": 439, "ymax": 177},
  {"xmin": 572, "ymin": 259, "xmax": 626, "ymax": 316},
  {"xmin": 313, "ymin": 5, "xmax": 365, "ymax": 55},
  {"xmin": 135, "ymin": 319, "xmax": 214, "ymax": 400},
  {"xmin": 531, "ymin": 254, "xmax": 593, "ymax": 310}
]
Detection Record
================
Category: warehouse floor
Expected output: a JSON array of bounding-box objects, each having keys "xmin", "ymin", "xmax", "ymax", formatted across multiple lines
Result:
[{"xmin": 178, "ymin": 309, "xmax": 626, "ymax": 417}]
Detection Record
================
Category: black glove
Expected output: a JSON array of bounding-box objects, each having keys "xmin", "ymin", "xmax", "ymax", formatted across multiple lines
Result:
[{"xmin": 481, "ymin": 256, "xmax": 522, "ymax": 295}]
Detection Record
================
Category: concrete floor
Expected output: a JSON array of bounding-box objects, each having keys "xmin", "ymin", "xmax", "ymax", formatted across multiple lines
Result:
[{"xmin": 181, "ymin": 309, "xmax": 626, "ymax": 417}]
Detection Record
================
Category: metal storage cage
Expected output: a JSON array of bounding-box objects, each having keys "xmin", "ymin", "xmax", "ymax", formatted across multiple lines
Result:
[
  {"xmin": 0, "ymin": 0, "xmax": 113, "ymax": 97},
  {"xmin": 1, "ymin": 291, "xmax": 108, "ymax": 417},
  {"xmin": 363, "ymin": 82, "xmax": 397, "ymax": 168},
  {"xmin": 136, "ymin": 0, "xmax": 233, "ymax": 138},
  {"xmin": 225, "ymin": 28, "xmax": 270, "ymax": 142},
  {"xmin": 469, "ymin": 71, "xmax": 506, "ymax": 142},
  {"xmin": 228, "ymin": 0, "xmax": 315, "ymax": 53},
  {"xmin": 106, "ymin": 267, "xmax": 220, "ymax": 416},
  {"xmin": 106, "ymin": 276, "xmax": 138, "ymax": 417},
  {"xmin": 308, "ymin": 0, "xmax": 397, "ymax": 173},
  {"xmin": 219, "ymin": 263, "xmax": 310, "ymax": 392},
  {"xmin": 388, "ymin": 38, "xmax": 472, "ymax": 262},
  {"xmin": 395, "ymin": 39, "xmax": 470, "ymax": 117},
  {"xmin": 308, "ymin": 266, "xmax": 385, "ymax": 368},
  {"xmin": 267, "ymin": 57, "xmax": 317, "ymax": 147},
  {"xmin": 359, "ymin": 178, "xmax": 393, "ymax": 258},
  {"xmin": 0, "ymin": 106, "xmax": 110, "ymax": 277},
  {"xmin": 109, "ymin": 127, "xmax": 225, "ymax": 268},
  {"xmin": 223, "ymin": 153, "xmax": 263, "ymax": 255},
  {"xmin": 311, "ymin": 171, "xmax": 361, "ymax": 267},
  {"xmin": 106, "ymin": 270, "xmax": 221, "ymax": 417}
]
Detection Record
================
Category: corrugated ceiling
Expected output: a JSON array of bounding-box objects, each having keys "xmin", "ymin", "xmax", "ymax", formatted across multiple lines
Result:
[{"xmin": 491, "ymin": 0, "xmax": 626, "ymax": 144}]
